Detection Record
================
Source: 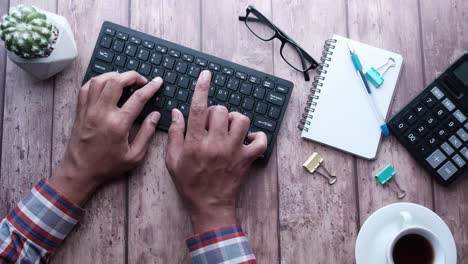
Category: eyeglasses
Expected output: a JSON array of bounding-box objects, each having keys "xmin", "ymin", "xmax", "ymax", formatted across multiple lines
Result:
[{"xmin": 239, "ymin": 5, "xmax": 318, "ymax": 81}]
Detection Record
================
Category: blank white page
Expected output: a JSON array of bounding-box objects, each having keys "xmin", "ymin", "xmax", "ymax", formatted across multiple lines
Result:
[{"xmin": 301, "ymin": 35, "xmax": 403, "ymax": 159}]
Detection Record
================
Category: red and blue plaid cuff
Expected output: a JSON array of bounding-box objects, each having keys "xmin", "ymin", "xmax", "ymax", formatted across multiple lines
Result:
[
  {"xmin": 186, "ymin": 224, "xmax": 256, "ymax": 264},
  {"xmin": 6, "ymin": 179, "xmax": 83, "ymax": 251}
]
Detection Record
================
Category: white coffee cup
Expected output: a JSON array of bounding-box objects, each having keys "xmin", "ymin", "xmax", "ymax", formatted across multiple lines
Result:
[{"xmin": 386, "ymin": 211, "xmax": 446, "ymax": 264}]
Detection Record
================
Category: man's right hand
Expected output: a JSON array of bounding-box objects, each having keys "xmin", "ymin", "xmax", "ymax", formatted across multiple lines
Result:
[{"xmin": 165, "ymin": 70, "xmax": 267, "ymax": 233}]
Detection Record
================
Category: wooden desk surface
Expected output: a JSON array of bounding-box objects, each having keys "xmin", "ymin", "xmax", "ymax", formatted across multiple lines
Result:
[{"xmin": 0, "ymin": 0, "xmax": 466, "ymax": 263}]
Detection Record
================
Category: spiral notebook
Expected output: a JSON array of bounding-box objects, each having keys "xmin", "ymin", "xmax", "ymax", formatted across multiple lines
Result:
[{"xmin": 298, "ymin": 35, "xmax": 403, "ymax": 159}]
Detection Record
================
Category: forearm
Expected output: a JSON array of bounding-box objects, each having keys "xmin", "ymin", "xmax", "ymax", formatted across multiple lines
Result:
[{"xmin": 0, "ymin": 179, "xmax": 83, "ymax": 263}]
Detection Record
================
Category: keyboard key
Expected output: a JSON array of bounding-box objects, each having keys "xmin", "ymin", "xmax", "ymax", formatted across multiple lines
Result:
[
  {"xmin": 92, "ymin": 61, "xmax": 112, "ymax": 73},
  {"xmin": 228, "ymin": 94, "xmax": 242, "ymax": 106},
  {"xmin": 177, "ymin": 75, "xmax": 189, "ymax": 89},
  {"xmin": 425, "ymin": 134, "xmax": 438, "ymax": 147},
  {"xmin": 235, "ymin": 71, "xmax": 247, "ymax": 80},
  {"xmin": 268, "ymin": 106, "xmax": 281, "ymax": 119},
  {"xmin": 226, "ymin": 78, "xmax": 240, "ymax": 91},
  {"xmin": 456, "ymin": 128, "xmax": 468, "ymax": 142},
  {"xmin": 188, "ymin": 65, "xmax": 201, "ymax": 78},
  {"xmin": 208, "ymin": 98, "xmax": 215, "ymax": 106},
  {"xmin": 179, "ymin": 103, "xmax": 190, "ymax": 117},
  {"xmin": 242, "ymin": 111, "xmax": 253, "ymax": 121},
  {"xmin": 162, "ymin": 56, "xmax": 176, "ymax": 69},
  {"xmin": 460, "ymin": 147, "xmax": 468, "ymax": 160},
  {"xmin": 195, "ymin": 58, "xmax": 207, "ymax": 67},
  {"xmin": 276, "ymin": 85, "xmax": 288, "ymax": 94},
  {"xmin": 151, "ymin": 67, "xmax": 164, "ymax": 78},
  {"xmin": 255, "ymin": 102, "xmax": 268, "ymax": 115},
  {"xmin": 249, "ymin": 75, "xmax": 261, "ymax": 84},
  {"xmin": 138, "ymin": 63, "xmax": 151, "ymax": 76},
  {"xmin": 163, "ymin": 85, "xmax": 176, "ymax": 98},
  {"xmin": 230, "ymin": 107, "xmax": 240, "ymax": 113},
  {"xmin": 169, "ymin": 49, "xmax": 181, "ymax": 58},
  {"xmin": 434, "ymin": 106, "xmax": 447, "ymax": 119},
  {"xmin": 266, "ymin": 91, "xmax": 285, "ymax": 106},
  {"xmin": 104, "ymin": 27, "xmax": 116, "ymax": 36},
  {"xmin": 156, "ymin": 44, "xmax": 168, "ymax": 53},
  {"xmin": 112, "ymin": 40, "xmax": 125, "ymax": 53},
  {"xmin": 426, "ymin": 149, "xmax": 446, "ymax": 168},
  {"xmin": 126, "ymin": 59, "xmax": 139, "ymax": 71},
  {"xmin": 142, "ymin": 40, "xmax": 155, "ymax": 49},
  {"xmin": 175, "ymin": 61, "xmax": 188, "ymax": 74},
  {"xmin": 222, "ymin": 67, "xmax": 234, "ymax": 75},
  {"xmin": 431, "ymin": 86, "xmax": 444, "ymax": 100},
  {"xmin": 96, "ymin": 49, "xmax": 114, "ymax": 63},
  {"xmin": 437, "ymin": 161, "xmax": 457, "ymax": 180},
  {"xmin": 253, "ymin": 87, "xmax": 266, "ymax": 100},
  {"xmin": 165, "ymin": 98, "xmax": 177, "ymax": 110},
  {"xmin": 125, "ymin": 44, "xmax": 138, "ymax": 57},
  {"xmin": 137, "ymin": 48, "xmax": 150, "ymax": 61},
  {"xmin": 242, "ymin": 98, "xmax": 255, "ymax": 111},
  {"xmin": 254, "ymin": 116, "xmax": 276, "ymax": 132},
  {"xmin": 403, "ymin": 110, "xmax": 417, "ymax": 125},
  {"xmin": 413, "ymin": 103, "xmax": 427, "ymax": 116},
  {"xmin": 117, "ymin": 32, "xmax": 128, "ymax": 40},
  {"xmin": 154, "ymin": 96, "xmax": 165, "ymax": 108},
  {"xmin": 441, "ymin": 142, "xmax": 455, "ymax": 155},
  {"xmin": 425, "ymin": 115, "xmax": 437, "ymax": 128},
  {"xmin": 164, "ymin": 71, "xmax": 177, "ymax": 84},
  {"xmin": 176, "ymin": 89, "xmax": 189, "ymax": 102},
  {"xmin": 130, "ymin": 36, "xmax": 141, "ymax": 45},
  {"xmin": 262, "ymin": 80, "xmax": 274, "ymax": 89},
  {"xmin": 416, "ymin": 124, "xmax": 428, "ymax": 136},
  {"xmin": 214, "ymin": 74, "xmax": 227, "ymax": 86},
  {"xmin": 392, "ymin": 119, "xmax": 407, "ymax": 133},
  {"xmin": 208, "ymin": 62, "xmax": 221, "ymax": 71},
  {"xmin": 150, "ymin": 52, "xmax": 162, "ymax": 65},
  {"xmin": 114, "ymin": 67, "xmax": 126, "ymax": 73},
  {"xmin": 99, "ymin": 35, "xmax": 112, "ymax": 49},
  {"xmin": 452, "ymin": 154, "xmax": 466, "ymax": 168},
  {"xmin": 208, "ymin": 86, "xmax": 216, "ymax": 97},
  {"xmin": 240, "ymin": 83, "xmax": 253, "ymax": 95},
  {"xmin": 442, "ymin": 98, "xmax": 456, "ymax": 111},
  {"xmin": 182, "ymin": 54, "xmax": 194, "ymax": 62},
  {"xmin": 189, "ymin": 80, "xmax": 197, "ymax": 91},
  {"xmin": 453, "ymin": 110, "xmax": 467, "ymax": 123},
  {"xmin": 449, "ymin": 135, "xmax": 462, "ymax": 149},
  {"xmin": 423, "ymin": 94, "xmax": 436, "ymax": 108},
  {"xmin": 215, "ymin": 88, "xmax": 229, "ymax": 101}
]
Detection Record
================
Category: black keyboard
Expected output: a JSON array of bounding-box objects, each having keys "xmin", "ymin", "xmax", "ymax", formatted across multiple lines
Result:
[
  {"xmin": 389, "ymin": 53, "xmax": 468, "ymax": 185},
  {"xmin": 83, "ymin": 21, "xmax": 294, "ymax": 161}
]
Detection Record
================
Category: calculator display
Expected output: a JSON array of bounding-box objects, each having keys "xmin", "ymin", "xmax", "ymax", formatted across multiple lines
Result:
[{"xmin": 454, "ymin": 62, "xmax": 468, "ymax": 87}]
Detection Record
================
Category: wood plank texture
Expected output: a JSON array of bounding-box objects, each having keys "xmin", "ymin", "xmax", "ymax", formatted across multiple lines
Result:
[
  {"xmin": 50, "ymin": 1, "xmax": 129, "ymax": 263},
  {"xmin": 272, "ymin": 1, "xmax": 358, "ymax": 263},
  {"xmin": 0, "ymin": 0, "xmax": 7, "ymax": 166},
  {"xmin": 127, "ymin": 1, "xmax": 200, "ymax": 263},
  {"xmin": 0, "ymin": 0, "xmax": 55, "ymax": 218},
  {"xmin": 201, "ymin": 0, "xmax": 279, "ymax": 262},
  {"xmin": 420, "ymin": 0, "xmax": 468, "ymax": 262},
  {"xmin": 350, "ymin": 0, "xmax": 433, "ymax": 222}
]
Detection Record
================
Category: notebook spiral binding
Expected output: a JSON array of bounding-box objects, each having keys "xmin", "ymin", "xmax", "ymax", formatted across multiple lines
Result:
[{"xmin": 298, "ymin": 38, "xmax": 337, "ymax": 132}]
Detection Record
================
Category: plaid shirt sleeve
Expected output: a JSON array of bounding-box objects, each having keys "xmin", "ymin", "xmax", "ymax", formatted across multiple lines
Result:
[
  {"xmin": 186, "ymin": 224, "xmax": 256, "ymax": 264},
  {"xmin": 0, "ymin": 179, "xmax": 83, "ymax": 263}
]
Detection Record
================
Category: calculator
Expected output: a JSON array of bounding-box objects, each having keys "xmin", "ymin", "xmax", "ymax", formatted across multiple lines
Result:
[{"xmin": 389, "ymin": 53, "xmax": 468, "ymax": 186}]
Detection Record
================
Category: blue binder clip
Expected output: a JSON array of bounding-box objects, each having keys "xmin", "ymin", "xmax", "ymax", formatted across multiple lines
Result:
[
  {"xmin": 375, "ymin": 165, "xmax": 406, "ymax": 199},
  {"xmin": 365, "ymin": 57, "xmax": 396, "ymax": 88}
]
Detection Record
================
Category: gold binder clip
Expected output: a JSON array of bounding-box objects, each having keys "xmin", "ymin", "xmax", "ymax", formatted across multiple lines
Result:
[{"xmin": 303, "ymin": 152, "xmax": 337, "ymax": 185}]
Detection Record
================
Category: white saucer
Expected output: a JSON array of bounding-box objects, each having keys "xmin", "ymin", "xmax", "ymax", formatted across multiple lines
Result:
[{"xmin": 355, "ymin": 202, "xmax": 457, "ymax": 264}]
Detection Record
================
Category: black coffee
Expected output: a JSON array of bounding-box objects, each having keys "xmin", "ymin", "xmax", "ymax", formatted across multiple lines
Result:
[{"xmin": 392, "ymin": 233, "xmax": 434, "ymax": 264}]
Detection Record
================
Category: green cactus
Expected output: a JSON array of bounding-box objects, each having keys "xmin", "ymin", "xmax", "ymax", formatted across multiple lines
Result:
[{"xmin": 0, "ymin": 5, "xmax": 59, "ymax": 58}]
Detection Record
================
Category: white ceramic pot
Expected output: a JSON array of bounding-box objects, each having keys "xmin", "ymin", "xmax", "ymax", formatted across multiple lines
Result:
[{"xmin": 6, "ymin": 11, "xmax": 78, "ymax": 80}]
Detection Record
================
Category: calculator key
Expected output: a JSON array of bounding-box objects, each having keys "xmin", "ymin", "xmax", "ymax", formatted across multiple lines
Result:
[
  {"xmin": 434, "ymin": 106, "xmax": 447, "ymax": 119},
  {"xmin": 453, "ymin": 110, "xmax": 467, "ymax": 123},
  {"xmin": 417, "ymin": 143, "xmax": 431, "ymax": 156},
  {"xmin": 405, "ymin": 131, "xmax": 419, "ymax": 144},
  {"xmin": 426, "ymin": 149, "xmax": 446, "ymax": 168},
  {"xmin": 425, "ymin": 134, "xmax": 439, "ymax": 148},
  {"xmin": 403, "ymin": 110, "xmax": 417, "ymax": 125},
  {"xmin": 416, "ymin": 124, "xmax": 428, "ymax": 136},
  {"xmin": 423, "ymin": 95, "xmax": 436, "ymax": 108},
  {"xmin": 441, "ymin": 142, "xmax": 455, "ymax": 156},
  {"xmin": 431, "ymin": 86, "xmax": 444, "ymax": 100},
  {"xmin": 425, "ymin": 115, "xmax": 437, "ymax": 128},
  {"xmin": 436, "ymin": 127, "xmax": 449, "ymax": 139},
  {"xmin": 442, "ymin": 98, "xmax": 456, "ymax": 111},
  {"xmin": 413, "ymin": 104, "xmax": 427, "ymax": 116},
  {"xmin": 452, "ymin": 154, "xmax": 466, "ymax": 168},
  {"xmin": 437, "ymin": 161, "xmax": 457, "ymax": 180},
  {"xmin": 446, "ymin": 118, "xmax": 458, "ymax": 131},
  {"xmin": 449, "ymin": 135, "xmax": 463, "ymax": 149},
  {"xmin": 393, "ymin": 119, "xmax": 408, "ymax": 133},
  {"xmin": 460, "ymin": 147, "xmax": 468, "ymax": 160},
  {"xmin": 456, "ymin": 128, "xmax": 468, "ymax": 142}
]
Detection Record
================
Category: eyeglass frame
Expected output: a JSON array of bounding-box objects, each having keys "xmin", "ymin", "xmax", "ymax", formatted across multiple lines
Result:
[{"xmin": 239, "ymin": 5, "xmax": 319, "ymax": 81}]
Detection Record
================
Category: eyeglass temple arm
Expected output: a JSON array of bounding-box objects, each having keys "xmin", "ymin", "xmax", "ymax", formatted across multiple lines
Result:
[{"xmin": 296, "ymin": 46, "xmax": 311, "ymax": 81}]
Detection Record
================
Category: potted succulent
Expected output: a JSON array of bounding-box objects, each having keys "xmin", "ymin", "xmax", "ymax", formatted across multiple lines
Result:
[{"xmin": 0, "ymin": 5, "xmax": 77, "ymax": 80}]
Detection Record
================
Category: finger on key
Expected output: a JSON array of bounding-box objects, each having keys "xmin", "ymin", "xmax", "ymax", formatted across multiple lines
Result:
[
  {"xmin": 87, "ymin": 72, "xmax": 119, "ymax": 106},
  {"xmin": 207, "ymin": 105, "xmax": 229, "ymax": 138},
  {"xmin": 186, "ymin": 70, "xmax": 211, "ymax": 141},
  {"xmin": 243, "ymin": 132, "xmax": 268, "ymax": 160},
  {"xmin": 228, "ymin": 112, "xmax": 251, "ymax": 144},
  {"xmin": 120, "ymin": 77, "xmax": 163, "ymax": 128},
  {"xmin": 99, "ymin": 71, "xmax": 148, "ymax": 106}
]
